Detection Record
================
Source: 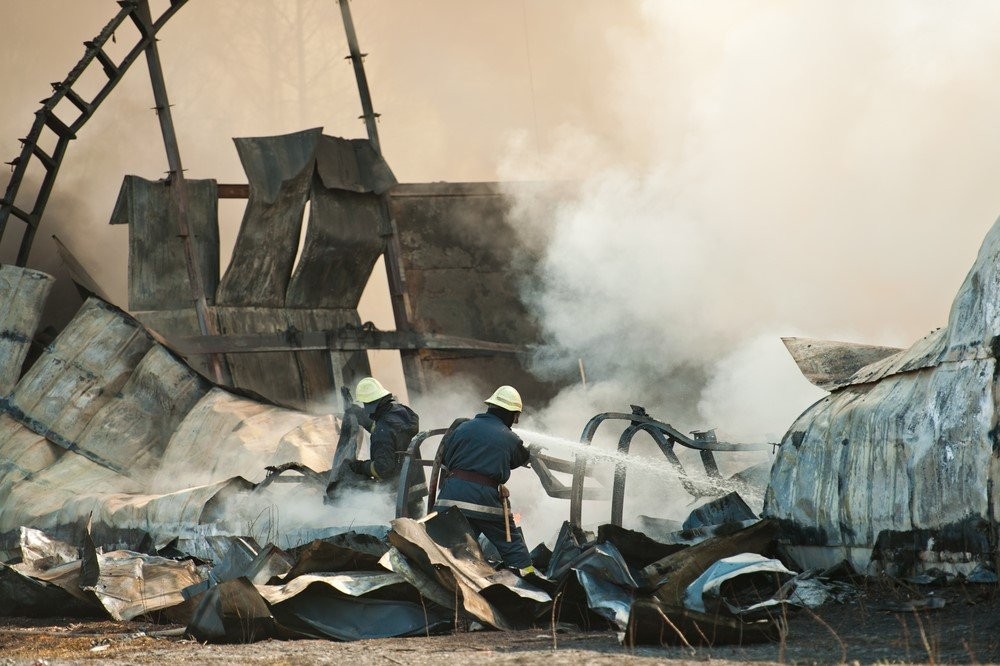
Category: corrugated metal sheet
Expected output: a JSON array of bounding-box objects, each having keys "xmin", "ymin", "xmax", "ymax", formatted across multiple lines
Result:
[
  {"xmin": 0, "ymin": 290, "xmax": 343, "ymax": 556},
  {"xmin": 0, "ymin": 265, "xmax": 53, "ymax": 396},
  {"xmin": 766, "ymin": 215, "xmax": 1000, "ymax": 574}
]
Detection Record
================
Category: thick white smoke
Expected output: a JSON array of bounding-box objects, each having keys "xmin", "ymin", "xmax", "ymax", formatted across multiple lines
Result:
[{"xmin": 498, "ymin": 1, "xmax": 1000, "ymax": 448}]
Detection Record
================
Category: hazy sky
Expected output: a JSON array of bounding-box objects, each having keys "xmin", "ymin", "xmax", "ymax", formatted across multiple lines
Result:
[{"xmin": 4, "ymin": 1, "xmax": 1000, "ymax": 441}]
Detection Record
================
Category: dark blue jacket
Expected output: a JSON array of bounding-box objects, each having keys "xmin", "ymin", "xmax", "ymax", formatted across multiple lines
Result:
[
  {"xmin": 364, "ymin": 401, "xmax": 419, "ymax": 480},
  {"xmin": 433, "ymin": 412, "xmax": 530, "ymax": 521}
]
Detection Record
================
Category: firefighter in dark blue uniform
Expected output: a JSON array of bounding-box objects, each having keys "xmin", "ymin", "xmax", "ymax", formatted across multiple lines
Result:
[
  {"xmin": 434, "ymin": 385, "xmax": 534, "ymax": 574},
  {"xmin": 347, "ymin": 377, "xmax": 423, "ymax": 514}
]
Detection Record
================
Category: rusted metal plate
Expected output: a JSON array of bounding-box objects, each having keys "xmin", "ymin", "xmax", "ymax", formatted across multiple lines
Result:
[
  {"xmin": 110, "ymin": 176, "xmax": 220, "ymax": 310},
  {"xmin": 216, "ymin": 129, "xmax": 320, "ymax": 307},
  {"xmin": 767, "ymin": 216, "xmax": 1000, "ymax": 575},
  {"xmin": 0, "ymin": 265, "xmax": 53, "ymax": 396},
  {"xmin": 781, "ymin": 337, "xmax": 903, "ymax": 391}
]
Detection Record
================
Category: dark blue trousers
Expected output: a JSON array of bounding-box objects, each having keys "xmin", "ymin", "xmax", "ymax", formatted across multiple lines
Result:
[{"xmin": 467, "ymin": 516, "xmax": 532, "ymax": 569}]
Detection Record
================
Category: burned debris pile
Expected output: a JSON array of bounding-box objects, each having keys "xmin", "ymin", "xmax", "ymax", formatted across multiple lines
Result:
[
  {"xmin": 0, "ymin": 263, "xmax": 814, "ymax": 648},
  {"xmin": 2, "ymin": 499, "xmax": 850, "ymax": 647}
]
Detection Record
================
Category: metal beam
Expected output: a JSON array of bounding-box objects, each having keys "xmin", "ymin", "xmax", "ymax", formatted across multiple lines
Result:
[
  {"xmin": 337, "ymin": 0, "xmax": 424, "ymax": 393},
  {"xmin": 168, "ymin": 329, "xmax": 525, "ymax": 356},
  {"xmin": 136, "ymin": 0, "xmax": 227, "ymax": 385}
]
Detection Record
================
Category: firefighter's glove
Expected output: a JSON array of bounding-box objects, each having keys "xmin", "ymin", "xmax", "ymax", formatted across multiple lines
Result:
[
  {"xmin": 349, "ymin": 460, "xmax": 371, "ymax": 477},
  {"xmin": 499, "ymin": 485, "xmax": 510, "ymax": 499}
]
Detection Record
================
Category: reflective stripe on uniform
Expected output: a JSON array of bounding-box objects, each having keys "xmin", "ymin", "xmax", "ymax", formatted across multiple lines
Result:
[{"xmin": 434, "ymin": 498, "xmax": 505, "ymax": 516}]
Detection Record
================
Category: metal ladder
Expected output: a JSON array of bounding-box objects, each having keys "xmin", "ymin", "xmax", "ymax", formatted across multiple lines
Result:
[{"xmin": 0, "ymin": 0, "xmax": 189, "ymax": 266}]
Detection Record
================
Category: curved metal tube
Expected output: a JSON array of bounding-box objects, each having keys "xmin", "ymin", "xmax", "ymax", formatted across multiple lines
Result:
[
  {"xmin": 610, "ymin": 424, "xmax": 698, "ymax": 527},
  {"xmin": 571, "ymin": 408, "xmax": 765, "ymax": 528},
  {"xmin": 394, "ymin": 428, "xmax": 448, "ymax": 519}
]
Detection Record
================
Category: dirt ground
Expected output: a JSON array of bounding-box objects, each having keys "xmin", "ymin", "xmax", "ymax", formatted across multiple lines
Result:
[{"xmin": 2, "ymin": 581, "xmax": 999, "ymax": 665}]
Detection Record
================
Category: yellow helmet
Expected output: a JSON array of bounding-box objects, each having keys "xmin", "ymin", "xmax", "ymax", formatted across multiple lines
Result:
[
  {"xmin": 355, "ymin": 377, "xmax": 390, "ymax": 404},
  {"xmin": 484, "ymin": 385, "xmax": 523, "ymax": 412}
]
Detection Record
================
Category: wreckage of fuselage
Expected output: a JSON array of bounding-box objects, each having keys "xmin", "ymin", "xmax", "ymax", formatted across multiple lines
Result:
[{"xmin": 767, "ymin": 215, "xmax": 1000, "ymax": 577}]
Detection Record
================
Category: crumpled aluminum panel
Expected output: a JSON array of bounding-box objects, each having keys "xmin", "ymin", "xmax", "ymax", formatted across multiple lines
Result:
[
  {"xmin": 388, "ymin": 509, "xmax": 550, "ymax": 630},
  {"xmin": 86, "ymin": 549, "xmax": 204, "ymax": 621},
  {"xmin": 767, "ymin": 215, "xmax": 1000, "ymax": 573},
  {"xmin": 156, "ymin": 387, "xmax": 338, "ymax": 489},
  {"xmin": 257, "ymin": 571, "xmax": 406, "ymax": 604}
]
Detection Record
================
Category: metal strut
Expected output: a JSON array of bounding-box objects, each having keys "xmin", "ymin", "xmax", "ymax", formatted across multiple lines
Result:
[
  {"xmin": 0, "ymin": 0, "xmax": 190, "ymax": 265},
  {"xmin": 337, "ymin": 0, "xmax": 425, "ymax": 394},
  {"xmin": 134, "ymin": 0, "xmax": 227, "ymax": 385}
]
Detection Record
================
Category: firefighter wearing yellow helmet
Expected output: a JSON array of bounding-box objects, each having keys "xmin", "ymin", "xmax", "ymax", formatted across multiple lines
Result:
[
  {"xmin": 346, "ymin": 377, "xmax": 421, "ymax": 512},
  {"xmin": 433, "ymin": 385, "xmax": 535, "ymax": 575}
]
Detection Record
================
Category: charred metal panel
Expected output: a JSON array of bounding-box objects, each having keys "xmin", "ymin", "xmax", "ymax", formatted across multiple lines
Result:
[
  {"xmin": 781, "ymin": 337, "xmax": 903, "ymax": 391},
  {"xmin": 110, "ymin": 176, "xmax": 220, "ymax": 310},
  {"xmin": 216, "ymin": 128, "xmax": 320, "ymax": 307},
  {"xmin": 391, "ymin": 182, "xmax": 556, "ymax": 403},
  {"xmin": 0, "ymin": 266, "xmax": 53, "ymax": 395},
  {"xmin": 768, "ymin": 215, "xmax": 1000, "ymax": 574},
  {"xmin": 285, "ymin": 187, "xmax": 383, "ymax": 309},
  {"xmin": 131, "ymin": 308, "xmax": 214, "ymax": 379},
  {"xmin": 314, "ymin": 135, "xmax": 397, "ymax": 195}
]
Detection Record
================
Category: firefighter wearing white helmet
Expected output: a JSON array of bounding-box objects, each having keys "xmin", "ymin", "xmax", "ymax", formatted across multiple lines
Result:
[
  {"xmin": 346, "ymin": 377, "xmax": 421, "ymax": 513},
  {"xmin": 433, "ymin": 384, "xmax": 536, "ymax": 575}
]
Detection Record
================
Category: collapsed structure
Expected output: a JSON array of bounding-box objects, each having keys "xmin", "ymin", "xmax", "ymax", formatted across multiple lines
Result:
[{"xmin": 4, "ymin": 0, "xmax": 1000, "ymax": 651}]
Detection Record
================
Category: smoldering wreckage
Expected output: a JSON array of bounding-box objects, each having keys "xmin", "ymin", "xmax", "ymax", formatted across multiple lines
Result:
[{"xmin": 2, "ymin": 0, "xmax": 1000, "ymax": 655}]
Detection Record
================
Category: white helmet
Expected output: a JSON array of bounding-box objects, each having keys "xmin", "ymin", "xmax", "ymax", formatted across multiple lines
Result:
[
  {"xmin": 484, "ymin": 385, "xmax": 523, "ymax": 412},
  {"xmin": 355, "ymin": 377, "xmax": 390, "ymax": 404}
]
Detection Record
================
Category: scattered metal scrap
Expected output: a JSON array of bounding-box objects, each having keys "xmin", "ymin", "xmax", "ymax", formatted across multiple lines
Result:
[{"xmin": 2, "ymin": 494, "xmax": 839, "ymax": 647}]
